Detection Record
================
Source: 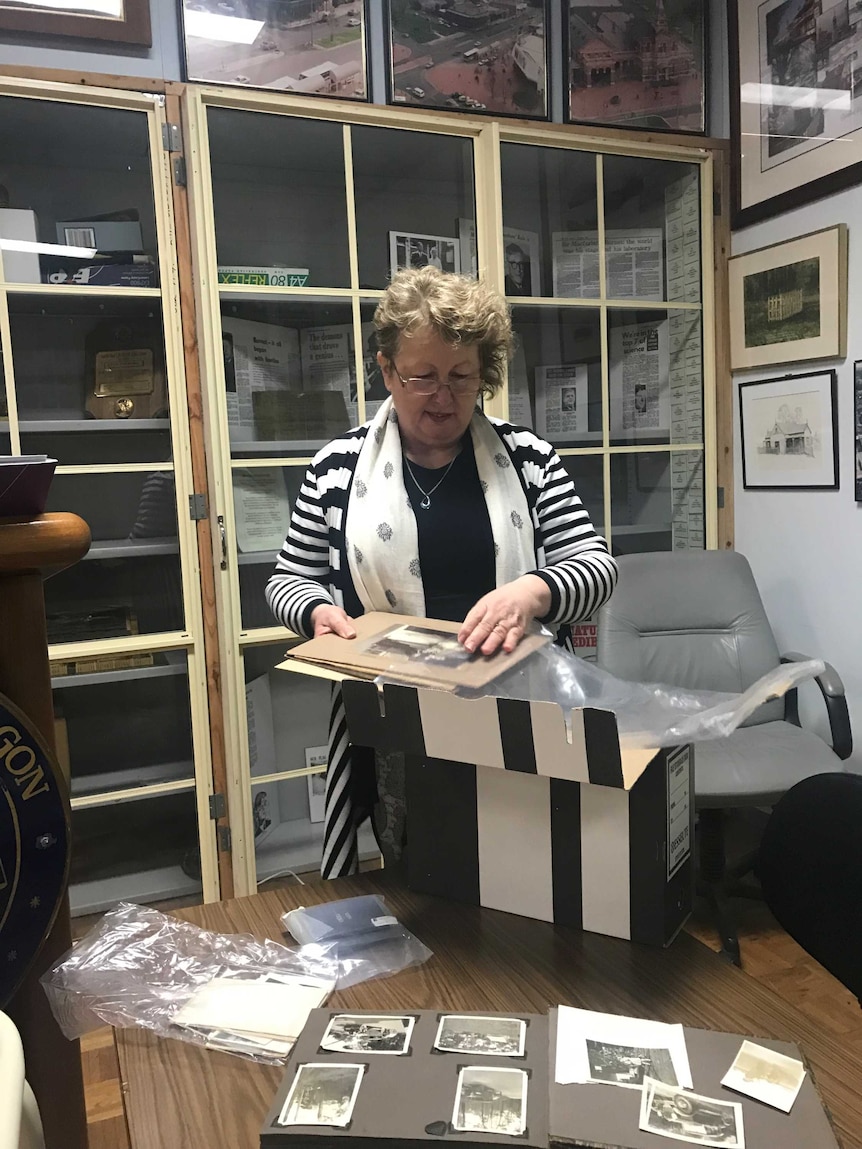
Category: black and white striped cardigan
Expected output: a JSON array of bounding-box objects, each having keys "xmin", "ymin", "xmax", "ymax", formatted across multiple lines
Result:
[{"xmin": 265, "ymin": 416, "xmax": 619, "ymax": 876}]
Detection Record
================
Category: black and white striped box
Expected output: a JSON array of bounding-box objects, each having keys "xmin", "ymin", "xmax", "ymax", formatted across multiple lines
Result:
[{"xmin": 342, "ymin": 681, "xmax": 694, "ymax": 947}]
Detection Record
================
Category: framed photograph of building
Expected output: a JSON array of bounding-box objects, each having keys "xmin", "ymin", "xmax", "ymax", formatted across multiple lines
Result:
[
  {"xmin": 0, "ymin": 0, "xmax": 150, "ymax": 44},
  {"xmin": 728, "ymin": 226, "xmax": 847, "ymax": 371},
  {"xmin": 386, "ymin": 0, "xmax": 548, "ymax": 119},
  {"xmin": 739, "ymin": 370, "xmax": 838, "ymax": 490},
  {"xmin": 731, "ymin": 0, "xmax": 862, "ymax": 227},
  {"xmin": 389, "ymin": 231, "xmax": 460, "ymax": 276},
  {"xmin": 565, "ymin": 0, "xmax": 706, "ymax": 132},
  {"xmin": 182, "ymin": 0, "xmax": 368, "ymax": 98}
]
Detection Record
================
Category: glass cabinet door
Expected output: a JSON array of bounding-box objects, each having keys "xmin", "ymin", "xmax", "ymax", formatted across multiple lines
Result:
[{"xmin": 0, "ymin": 82, "xmax": 216, "ymax": 914}]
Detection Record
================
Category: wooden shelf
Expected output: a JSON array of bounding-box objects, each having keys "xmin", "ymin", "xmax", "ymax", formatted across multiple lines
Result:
[
  {"xmin": 237, "ymin": 549, "xmax": 277, "ymax": 566},
  {"xmin": 230, "ymin": 437, "xmax": 327, "ymax": 455},
  {"xmin": 70, "ymin": 865, "xmax": 200, "ymax": 918},
  {"xmin": 52, "ymin": 661, "xmax": 186, "ymax": 689},
  {"xmin": 83, "ymin": 537, "xmax": 179, "ymax": 561},
  {"xmin": 70, "ymin": 759, "xmax": 194, "ymax": 802},
  {"xmin": 18, "ymin": 417, "xmax": 169, "ymax": 432}
]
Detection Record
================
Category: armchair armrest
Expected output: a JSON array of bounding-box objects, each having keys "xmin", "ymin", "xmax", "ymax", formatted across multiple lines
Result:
[{"xmin": 781, "ymin": 652, "xmax": 853, "ymax": 760}]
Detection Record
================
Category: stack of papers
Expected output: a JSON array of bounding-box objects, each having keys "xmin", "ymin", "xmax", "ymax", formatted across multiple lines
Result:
[{"xmin": 172, "ymin": 971, "xmax": 333, "ymax": 1060}]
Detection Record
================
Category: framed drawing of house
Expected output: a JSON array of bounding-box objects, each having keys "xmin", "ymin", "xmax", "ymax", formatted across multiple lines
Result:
[
  {"xmin": 739, "ymin": 371, "xmax": 838, "ymax": 490},
  {"xmin": 0, "ymin": 0, "xmax": 151, "ymax": 45}
]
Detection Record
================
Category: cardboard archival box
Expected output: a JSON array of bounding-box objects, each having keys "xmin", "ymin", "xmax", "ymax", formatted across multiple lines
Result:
[{"xmin": 283, "ymin": 615, "xmax": 694, "ymax": 946}]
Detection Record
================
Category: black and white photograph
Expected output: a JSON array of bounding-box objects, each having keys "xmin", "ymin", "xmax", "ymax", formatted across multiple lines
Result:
[
  {"xmin": 388, "ymin": 232, "xmax": 460, "ymax": 277},
  {"xmin": 452, "ymin": 1067, "xmax": 528, "ymax": 1136},
  {"xmin": 721, "ymin": 1040, "xmax": 806, "ymax": 1114},
  {"xmin": 182, "ymin": 0, "xmax": 368, "ymax": 98},
  {"xmin": 566, "ymin": 0, "xmax": 706, "ymax": 132},
  {"xmin": 854, "ymin": 360, "xmax": 862, "ymax": 502},
  {"xmin": 435, "ymin": 1015, "xmax": 526, "ymax": 1057},
  {"xmin": 278, "ymin": 1062, "xmax": 364, "ymax": 1127},
  {"xmin": 739, "ymin": 371, "xmax": 838, "ymax": 490},
  {"xmin": 586, "ymin": 1038, "xmax": 677, "ymax": 1089},
  {"xmin": 321, "ymin": 1014, "xmax": 415, "ymax": 1055},
  {"xmin": 639, "ymin": 1078, "xmax": 744, "ymax": 1148},
  {"xmin": 554, "ymin": 1006, "xmax": 693, "ymax": 1090},
  {"xmin": 503, "ymin": 228, "xmax": 541, "ymax": 297},
  {"xmin": 363, "ymin": 623, "xmax": 472, "ymax": 669},
  {"xmin": 387, "ymin": 0, "xmax": 548, "ymax": 119}
]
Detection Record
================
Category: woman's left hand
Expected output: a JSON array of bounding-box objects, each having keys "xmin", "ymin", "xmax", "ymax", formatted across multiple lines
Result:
[{"xmin": 459, "ymin": 575, "xmax": 552, "ymax": 656}]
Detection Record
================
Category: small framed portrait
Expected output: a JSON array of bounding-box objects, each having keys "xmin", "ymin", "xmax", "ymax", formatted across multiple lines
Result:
[
  {"xmin": 729, "ymin": 226, "xmax": 848, "ymax": 371},
  {"xmin": 739, "ymin": 370, "xmax": 839, "ymax": 491},
  {"xmin": 388, "ymin": 232, "xmax": 460, "ymax": 277}
]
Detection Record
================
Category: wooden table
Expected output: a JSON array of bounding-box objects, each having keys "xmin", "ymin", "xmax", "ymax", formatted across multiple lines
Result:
[{"xmin": 116, "ymin": 872, "xmax": 862, "ymax": 1149}]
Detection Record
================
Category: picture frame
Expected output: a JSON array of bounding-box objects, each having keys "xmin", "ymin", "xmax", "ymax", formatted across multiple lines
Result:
[
  {"xmin": 386, "ymin": 0, "xmax": 549, "ymax": 120},
  {"xmin": 739, "ymin": 370, "xmax": 838, "ymax": 491},
  {"xmin": 389, "ymin": 231, "xmax": 460, "ymax": 277},
  {"xmin": 565, "ymin": 0, "xmax": 706, "ymax": 133},
  {"xmin": 854, "ymin": 360, "xmax": 862, "ymax": 501},
  {"xmin": 728, "ymin": 226, "xmax": 847, "ymax": 372},
  {"xmin": 730, "ymin": 0, "xmax": 862, "ymax": 227},
  {"xmin": 181, "ymin": 0, "xmax": 369, "ymax": 99},
  {"xmin": 0, "ymin": 0, "xmax": 151, "ymax": 45}
]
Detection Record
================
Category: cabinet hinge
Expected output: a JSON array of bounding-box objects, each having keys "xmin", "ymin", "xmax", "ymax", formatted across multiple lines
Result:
[
  {"xmin": 189, "ymin": 493, "xmax": 207, "ymax": 520},
  {"xmin": 162, "ymin": 122, "xmax": 181, "ymax": 153},
  {"xmin": 173, "ymin": 156, "xmax": 187, "ymax": 188},
  {"xmin": 218, "ymin": 826, "xmax": 232, "ymax": 852},
  {"xmin": 209, "ymin": 792, "xmax": 226, "ymax": 820},
  {"xmin": 717, "ymin": 486, "xmax": 725, "ymax": 509}
]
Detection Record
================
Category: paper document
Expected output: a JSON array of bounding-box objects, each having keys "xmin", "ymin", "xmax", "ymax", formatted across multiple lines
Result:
[
  {"xmin": 173, "ymin": 974, "xmax": 332, "ymax": 1041},
  {"xmin": 555, "ymin": 1005, "xmax": 693, "ymax": 1090}
]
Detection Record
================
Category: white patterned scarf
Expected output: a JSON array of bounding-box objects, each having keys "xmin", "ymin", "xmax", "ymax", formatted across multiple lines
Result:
[{"xmin": 345, "ymin": 397, "xmax": 535, "ymax": 615}]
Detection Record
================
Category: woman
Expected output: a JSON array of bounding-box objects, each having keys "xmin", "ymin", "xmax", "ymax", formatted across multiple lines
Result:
[{"xmin": 266, "ymin": 268, "xmax": 618, "ymax": 876}]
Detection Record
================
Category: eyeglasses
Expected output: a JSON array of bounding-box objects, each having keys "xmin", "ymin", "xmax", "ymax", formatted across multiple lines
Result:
[{"xmin": 389, "ymin": 361, "xmax": 483, "ymax": 397}]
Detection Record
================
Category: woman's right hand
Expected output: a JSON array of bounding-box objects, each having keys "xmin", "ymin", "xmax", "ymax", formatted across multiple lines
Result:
[{"xmin": 311, "ymin": 603, "xmax": 356, "ymax": 639}]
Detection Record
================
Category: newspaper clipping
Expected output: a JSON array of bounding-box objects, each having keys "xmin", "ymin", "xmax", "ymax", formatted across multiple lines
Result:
[
  {"xmin": 535, "ymin": 365, "xmax": 589, "ymax": 439},
  {"xmin": 221, "ymin": 317, "xmax": 301, "ymax": 438},
  {"xmin": 609, "ymin": 320, "xmax": 670, "ymax": 437},
  {"xmin": 552, "ymin": 229, "xmax": 663, "ymax": 299}
]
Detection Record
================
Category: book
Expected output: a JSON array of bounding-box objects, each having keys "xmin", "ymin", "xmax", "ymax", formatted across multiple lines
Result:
[
  {"xmin": 218, "ymin": 266, "xmax": 310, "ymax": 287},
  {"xmin": 0, "ymin": 454, "xmax": 57, "ymax": 518}
]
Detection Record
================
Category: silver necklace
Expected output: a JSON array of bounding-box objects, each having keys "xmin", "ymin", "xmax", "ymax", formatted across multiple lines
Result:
[{"xmin": 404, "ymin": 455, "xmax": 457, "ymax": 510}]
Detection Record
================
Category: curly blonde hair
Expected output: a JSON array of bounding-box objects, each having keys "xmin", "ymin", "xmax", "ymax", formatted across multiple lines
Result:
[{"xmin": 373, "ymin": 267, "xmax": 514, "ymax": 397}]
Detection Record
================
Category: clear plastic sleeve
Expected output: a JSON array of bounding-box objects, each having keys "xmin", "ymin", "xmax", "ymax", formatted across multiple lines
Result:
[
  {"xmin": 41, "ymin": 902, "xmax": 342, "ymax": 1063},
  {"xmin": 281, "ymin": 895, "xmax": 433, "ymax": 989}
]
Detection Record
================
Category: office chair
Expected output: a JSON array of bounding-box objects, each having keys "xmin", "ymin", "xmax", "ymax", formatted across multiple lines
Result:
[
  {"xmin": 758, "ymin": 773, "xmax": 862, "ymax": 1002},
  {"xmin": 0, "ymin": 1012, "xmax": 45, "ymax": 1149},
  {"xmin": 597, "ymin": 550, "xmax": 853, "ymax": 966}
]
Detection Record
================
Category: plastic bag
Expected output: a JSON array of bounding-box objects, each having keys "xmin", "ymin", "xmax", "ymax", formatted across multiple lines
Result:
[
  {"xmin": 41, "ymin": 902, "xmax": 342, "ymax": 1063},
  {"xmin": 281, "ymin": 895, "xmax": 433, "ymax": 989},
  {"xmin": 474, "ymin": 642, "xmax": 825, "ymax": 750}
]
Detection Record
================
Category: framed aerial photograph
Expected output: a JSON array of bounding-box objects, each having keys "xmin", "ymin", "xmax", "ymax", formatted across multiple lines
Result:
[
  {"xmin": 565, "ymin": 0, "xmax": 706, "ymax": 133},
  {"xmin": 854, "ymin": 360, "xmax": 862, "ymax": 501},
  {"xmin": 729, "ymin": 226, "xmax": 847, "ymax": 371},
  {"xmin": 730, "ymin": 0, "xmax": 862, "ymax": 227},
  {"xmin": 0, "ymin": 0, "xmax": 150, "ymax": 44},
  {"xmin": 386, "ymin": 0, "xmax": 548, "ymax": 119},
  {"xmin": 389, "ymin": 231, "xmax": 460, "ymax": 277},
  {"xmin": 182, "ymin": 0, "xmax": 368, "ymax": 98},
  {"xmin": 739, "ymin": 370, "xmax": 838, "ymax": 490}
]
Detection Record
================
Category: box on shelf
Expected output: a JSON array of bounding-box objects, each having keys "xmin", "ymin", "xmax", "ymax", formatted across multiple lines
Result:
[
  {"xmin": 0, "ymin": 207, "xmax": 40, "ymax": 283},
  {"xmin": 50, "ymin": 652, "xmax": 155, "ymax": 678},
  {"xmin": 218, "ymin": 266, "xmax": 309, "ymax": 287},
  {"xmin": 43, "ymin": 258, "xmax": 156, "ymax": 288},
  {"xmin": 340, "ymin": 679, "xmax": 694, "ymax": 947},
  {"xmin": 55, "ymin": 215, "xmax": 143, "ymax": 253}
]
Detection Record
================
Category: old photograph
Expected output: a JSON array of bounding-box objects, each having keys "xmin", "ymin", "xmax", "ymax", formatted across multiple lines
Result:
[
  {"xmin": 388, "ymin": 0, "xmax": 547, "ymax": 118},
  {"xmin": 721, "ymin": 1040, "xmax": 806, "ymax": 1113},
  {"xmin": 640, "ymin": 1078, "xmax": 744, "ymax": 1148},
  {"xmin": 183, "ymin": 0, "xmax": 367, "ymax": 98},
  {"xmin": 742, "ymin": 258, "xmax": 821, "ymax": 350},
  {"xmin": 586, "ymin": 1038, "xmax": 677, "ymax": 1088},
  {"xmin": 435, "ymin": 1015, "xmax": 527, "ymax": 1057},
  {"xmin": 554, "ymin": 1006, "xmax": 693, "ymax": 1090},
  {"xmin": 321, "ymin": 1014, "xmax": 415, "ymax": 1054},
  {"xmin": 453, "ymin": 1067, "xmax": 528, "ymax": 1136},
  {"xmin": 364, "ymin": 623, "xmax": 472, "ymax": 669},
  {"xmin": 567, "ymin": 0, "xmax": 705, "ymax": 132},
  {"xmin": 278, "ymin": 1062, "xmax": 364, "ymax": 1127},
  {"xmin": 389, "ymin": 231, "xmax": 460, "ymax": 277}
]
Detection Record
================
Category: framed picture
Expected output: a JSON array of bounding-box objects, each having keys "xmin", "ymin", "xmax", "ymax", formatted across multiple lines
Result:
[
  {"xmin": 730, "ymin": 0, "xmax": 862, "ymax": 227},
  {"xmin": 389, "ymin": 232, "xmax": 460, "ymax": 277},
  {"xmin": 565, "ymin": 0, "xmax": 706, "ymax": 133},
  {"xmin": 854, "ymin": 361, "xmax": 862, "ymax": 501},
  {"xmin": 728, "ymin": 226, "xmax": 847, "ymax": 371},
  {"xmin": 0, "ymin": 0, "xmax": 150, "ymax": 44},
  {"xmin": 457, "ymin": 219, "xmax": 540, "ymax": 292},
  {"xmin": 386, "ymin": 0, "xmax": 548, "ymax": 119},
  {"xmin": 739, "ymin": 370, "xmax": 838, "ymax": 490},
  {"xmin": 182, "ymin": 0, "xmax": 368, "ymax": 99}
]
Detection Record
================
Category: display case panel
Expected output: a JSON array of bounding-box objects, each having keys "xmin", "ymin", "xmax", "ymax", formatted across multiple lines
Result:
[
  {"xmin": 351, "ymin": 125, "xmax": 476, "ymax": 290},
  {"xmin": 0, "ymin": 95, "xmax": 160, "ymax": 288},
  {"xmin": 10, "ymin": 294, "xmax": 171, "ymax": 464},
  {"xmin": 500, "ymin": 142, "xmax": 598, "ymax": 299},
  {"xmin": 233, "ymin": 465, "xmax": 303, "ymax": 631},
  {"xmin": 610, "ymin": 450, "xmax": 705, "ymax": 556},
  {"xmin": 509, "ymin": 304, "xmax": 602, "ymax": 446},
  {"xmin": 602, "ymin": 156, "xmax": 701, "ymax": 305},
  {"xmin": 207, "ymin": 109, "xmax": 351, "ymax": 290}
]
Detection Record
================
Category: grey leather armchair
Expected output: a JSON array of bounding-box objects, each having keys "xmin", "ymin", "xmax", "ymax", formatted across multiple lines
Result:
[{"xmin": 597, "ymin": 550, "xmax": 853, "ymax": 965}]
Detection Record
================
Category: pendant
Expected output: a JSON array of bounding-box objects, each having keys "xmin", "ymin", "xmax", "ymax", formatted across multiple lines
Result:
[{"xmin": 420, "ymin": 495, "xmax": 431, "ymax": 510}]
